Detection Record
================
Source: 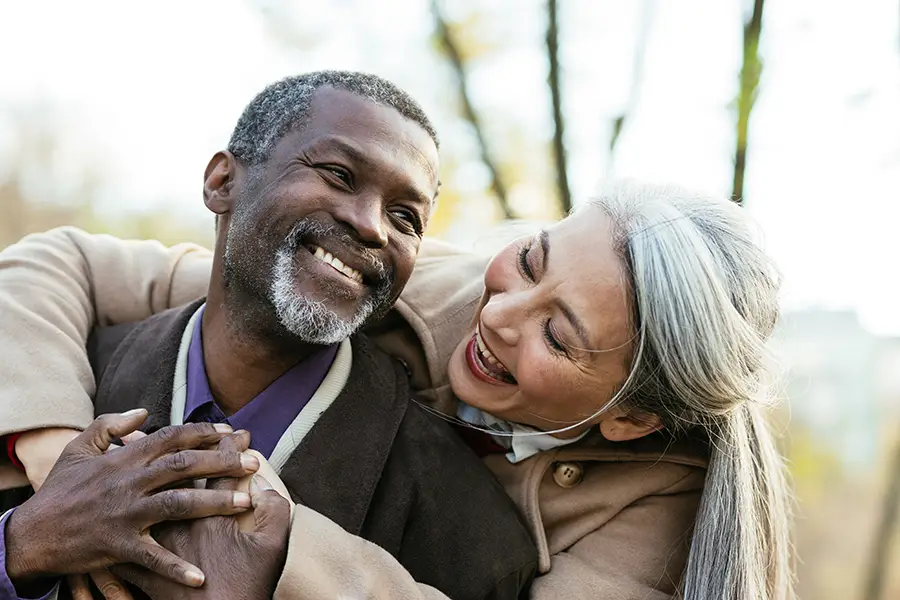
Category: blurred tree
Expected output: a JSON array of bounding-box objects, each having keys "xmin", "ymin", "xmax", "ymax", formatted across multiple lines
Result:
[
  {"xmin": 545, "ymin": 0, "xmax": 571, "ymax": 215},
  {"xmin": 732, "ymin": 0, "xmax": 766, "ymax": 205},
  {"xmin": 0, "ymin": 105, "xmax": 213, "ymax": 250},
  {"xmin": 431, "ymin": 0, "xmax": 515, "ymax": 220},
  {"xmin": 863, "ymin": 433, "xmax": 900, "ymax": 600},
  {"xmin": 608, "ymin": 0, "xmax": 656, "ymax": 171}
]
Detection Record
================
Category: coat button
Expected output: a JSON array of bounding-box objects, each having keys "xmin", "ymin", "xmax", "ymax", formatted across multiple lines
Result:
[{"xmin": 552, "ymin": 461, "xmax": 584, "ymax": 488}]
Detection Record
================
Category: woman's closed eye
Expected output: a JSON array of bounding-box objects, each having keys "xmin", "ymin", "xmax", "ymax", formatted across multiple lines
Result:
[
  {"xmin": 517, "ymin": 242, "xmax": 568, "ymax": 356},
  {"xmin": 518, "ymin": 242, "xmax": 535, "ymax": 280},
  {"xmin": 544, "ymin": 320, "xmax": 567, "ymax": 354}
]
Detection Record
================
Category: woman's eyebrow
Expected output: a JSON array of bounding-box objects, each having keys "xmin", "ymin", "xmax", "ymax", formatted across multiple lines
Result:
[{"xmin": 558, "ymin": 300, "xmax": 592, "ymax": 350}]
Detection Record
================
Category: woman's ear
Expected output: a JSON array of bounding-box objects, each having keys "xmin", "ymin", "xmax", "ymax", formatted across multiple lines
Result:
[
  {"xmin": 204, "ymin": 151, "xmax": 240, "ymax": 216},
  {"xmin": 597, "ymin": 407, "xmax": 664, "ymax": 442}
]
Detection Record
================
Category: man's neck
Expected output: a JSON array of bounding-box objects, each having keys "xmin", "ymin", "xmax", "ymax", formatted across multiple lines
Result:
[{"xmin": 200, "ymin": 299, "xmax": 324, "ymax": 416}]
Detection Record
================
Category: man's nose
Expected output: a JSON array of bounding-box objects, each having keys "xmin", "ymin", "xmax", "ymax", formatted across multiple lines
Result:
[{"xmin": 333, "ymin": 197, "xmax": 389, "ymax": 248}]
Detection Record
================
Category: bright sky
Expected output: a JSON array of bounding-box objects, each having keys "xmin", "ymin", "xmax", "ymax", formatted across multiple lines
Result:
[{"xmin": 1, "ymin": 0, "xmax": 898, "ymax": 334}]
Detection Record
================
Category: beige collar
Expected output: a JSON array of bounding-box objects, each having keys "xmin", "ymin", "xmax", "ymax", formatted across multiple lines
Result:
[{"xmin": 169, "ymin": 304, "xmax": 352, "ymax": 473}]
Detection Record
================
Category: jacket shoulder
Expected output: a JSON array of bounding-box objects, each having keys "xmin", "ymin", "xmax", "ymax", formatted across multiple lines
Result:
[{"xmin": 87, "ymin": 321, "xmax": 141, "ymax": 382}]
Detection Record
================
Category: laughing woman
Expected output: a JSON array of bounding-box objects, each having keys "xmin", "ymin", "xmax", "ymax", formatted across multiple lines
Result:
[{"xmin": 0, "ymin": 182, "xmax": 795, "ymax": 600}]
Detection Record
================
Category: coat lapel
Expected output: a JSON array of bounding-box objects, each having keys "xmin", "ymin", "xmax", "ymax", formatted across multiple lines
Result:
[
  {"xmin": 93, "ymin": 305, "xmax": 410, "ymax": 537},
  {"xmin": 92, "ymin": 300, "xmax": 204, "ymax": 433},
  {"xmin": 276, "ymin": 334, "xmax": 409, "ymax": 536}
]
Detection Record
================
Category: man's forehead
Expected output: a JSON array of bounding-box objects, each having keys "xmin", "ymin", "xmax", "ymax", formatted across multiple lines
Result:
[
  {"xmin": 305, "ymin": 88, "xmax": 433, "ymax": 148},
  {"xmin": 289, "ymin": 89, "xmax": 440, "ymax": 184}
]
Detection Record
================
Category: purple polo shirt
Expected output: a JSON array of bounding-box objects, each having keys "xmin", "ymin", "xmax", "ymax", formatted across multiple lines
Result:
[
  {"xmin": 0, "ymin": 307, "xmax": 338, "ymax": 598},
  {"xmin": 183, "ymin": 307, "xmax": 338, "ymax": 459}
]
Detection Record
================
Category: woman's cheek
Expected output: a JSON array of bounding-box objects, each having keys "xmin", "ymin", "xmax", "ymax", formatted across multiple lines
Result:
[{"xmin": 518, "ymin": 352, "xmax": 556, "ymax": 401}]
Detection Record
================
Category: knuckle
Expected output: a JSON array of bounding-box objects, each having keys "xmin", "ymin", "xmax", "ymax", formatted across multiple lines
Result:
[
  {"xmin": 132, "ymin": 544, "xmax": 160, "ymax": 570},
  {"xmin": 162, "ymin": 560, "xmax": 186, "ymax": 582},
  {"xmin": 95, "ymin": 413, "xmax": 117, "ymax": 427},
  {"xmin": 98, "ymin": 580, "xmax": 126, "ymax": 598},
  {"xmin": 217, "ymin": 435, "xmax": 239, "ymax": 453},
  {"xmin": 223, "ymin": 450, "xmax": 242, "ymax": 470},
  {"xmin": 188, "ymin": 422, "xmax": 216, "ymax": 438},
  {"xmin": 160, "ymin": 491, "xmax": 191, "ymax": 519},
  {"xmin": 154, "ymin": 425, "xmax": 179, "ymax": 443},
  {"xmin": 167, "ymin": 451, "xmax": 192, "ymax": 473}
]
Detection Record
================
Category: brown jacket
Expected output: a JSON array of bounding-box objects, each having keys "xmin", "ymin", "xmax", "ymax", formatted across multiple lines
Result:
[{"xmin": 0, "ymin": 227, "xmax": 708, "ymax": 599}]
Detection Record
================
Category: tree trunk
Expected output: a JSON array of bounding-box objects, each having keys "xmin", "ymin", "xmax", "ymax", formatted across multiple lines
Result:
[
  {"xmin": 862, "ymin": 434, "xmax": 900, "ymax": 600},
  {"xmin": 546, "ymin": 0, "xmax": 571, "ymax": 215},
  {"xmin": 608, "ymin": 0, "xmax": 656, "ymax": 170},
  {"xmin": 732, "ymin": 0, "xmax": 766, "ymax": 205},
  {"xmin": 431, "ymin": 0, "xmax": 515, "ymax": 219}
]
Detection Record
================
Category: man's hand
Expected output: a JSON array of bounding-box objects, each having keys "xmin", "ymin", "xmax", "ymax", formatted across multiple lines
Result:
[
  {"xmin": 113, "ymin": 474, "xmax": 291, "ymax": 600},
  {"xmin": 4, "ymin": 410, "xmax": 261, "ymax": 588}
]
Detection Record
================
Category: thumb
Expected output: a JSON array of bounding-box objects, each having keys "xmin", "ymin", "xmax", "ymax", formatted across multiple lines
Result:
[
  {"xmin": 249, "ymin": 474, "xmax": 292, "ymax": 540},
  {"xmin": 71, "ymin": 409, "xmax": 149, "ymax": 456},
  {"xmin": 120, "ymin": 430, "xmax": 148, "ymax": 445}
]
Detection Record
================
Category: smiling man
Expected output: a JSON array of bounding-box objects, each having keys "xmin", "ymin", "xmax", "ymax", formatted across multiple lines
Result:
[{"xmin": 0, "ymin": 71, "xmax": 536, "ymax": 599}]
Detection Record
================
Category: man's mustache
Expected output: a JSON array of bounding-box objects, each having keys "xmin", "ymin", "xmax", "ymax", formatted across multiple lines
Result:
[{"xmin": 284, "ymin": 219, "xmax": 391, "ymax": 283}]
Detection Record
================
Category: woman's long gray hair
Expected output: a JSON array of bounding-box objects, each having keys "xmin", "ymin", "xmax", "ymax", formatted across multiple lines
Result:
[{"xmin": 590, "ymin": 182, "xmax": 795, "ymax": 600}]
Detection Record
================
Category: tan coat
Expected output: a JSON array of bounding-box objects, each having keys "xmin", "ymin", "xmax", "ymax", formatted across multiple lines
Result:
[{"xmin": 0, "ymin": 227, "xmax": 707, "ymax": 599}]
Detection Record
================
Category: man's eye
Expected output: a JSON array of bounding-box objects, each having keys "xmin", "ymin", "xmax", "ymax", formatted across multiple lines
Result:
[
  {"xmin": 390, "ymin": 208, "xmax": 422, "ymax": 233},
  {"xmin": 322, "ymin": 166, "xmax": 352, "ymax": 186}
]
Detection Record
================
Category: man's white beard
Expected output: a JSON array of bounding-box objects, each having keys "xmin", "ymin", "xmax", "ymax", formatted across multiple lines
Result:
[{"xmin": 270, "ymin": 247, "xmax": 378, "ymax": 344}]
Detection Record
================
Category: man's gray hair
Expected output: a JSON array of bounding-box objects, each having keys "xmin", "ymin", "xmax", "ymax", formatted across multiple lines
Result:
[{"xmin": 227, "ymin": 70, "xmax": 439, "ymax": 166}]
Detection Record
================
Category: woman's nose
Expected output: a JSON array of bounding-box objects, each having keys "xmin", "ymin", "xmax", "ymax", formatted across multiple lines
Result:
[{"xmin": 480, "ymin": 294, "xmax": 525, "ymax": 348}]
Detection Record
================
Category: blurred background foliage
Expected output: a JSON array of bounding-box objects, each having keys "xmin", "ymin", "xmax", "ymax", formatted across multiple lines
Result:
[{"xmin": 1, "ymin": 1, "xmax": 899, "ymax": 598}]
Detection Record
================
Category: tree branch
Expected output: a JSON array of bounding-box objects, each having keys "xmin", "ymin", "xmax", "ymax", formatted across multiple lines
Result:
[
  {"xmin": 431, "ymin": 0, "xmax": 515, "ymax": 219},
  {"xmin": 609, "ymin": 0, "xmax": 656, "ymax": 167},
  {"xmin": 862, "ymin": 434, "xmax": 900, "ymax": 600},
  {"xmin": 546, "ymin": 0, "xmax": 571, "ymax": 215},
  {"xmin": 732, "ymin": 0, "xmax": 766, "ymax": 205}
]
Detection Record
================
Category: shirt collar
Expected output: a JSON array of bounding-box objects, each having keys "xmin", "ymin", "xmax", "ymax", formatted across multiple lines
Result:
[
  {"xmin": 456, "ymin": 402, "xmax": 589, "ymax": 463},
  {"xmin": 185, "ymin": 305, "xmax": 339, "ymax": 459}
]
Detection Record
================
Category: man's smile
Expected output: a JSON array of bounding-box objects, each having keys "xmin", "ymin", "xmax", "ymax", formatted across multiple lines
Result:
[{"xmin": 308, "ymin": 245, "xmax": 363, "ymax": 282}]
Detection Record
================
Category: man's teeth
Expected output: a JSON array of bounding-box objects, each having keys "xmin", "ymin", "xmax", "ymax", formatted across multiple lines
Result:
[{"xmin": 312, "ymin": 246, "xmax": 363, "ymax": 282}]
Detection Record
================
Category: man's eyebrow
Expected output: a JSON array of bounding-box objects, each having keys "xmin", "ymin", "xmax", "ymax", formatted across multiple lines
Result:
[
  {"xmin": 542, "ymin": 230, "xmax": 592, "ymax": 349},
  {"xmin": 310, "ymin": 137, "xmax": 373, "ymax": 169},
  {"xmin": 312, "ymin": 137, "xmax": 432, "ymax": 208}
]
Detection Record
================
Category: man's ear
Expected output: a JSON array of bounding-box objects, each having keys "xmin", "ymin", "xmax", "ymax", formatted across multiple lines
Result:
[
  {"xmin": 204, "ymin": 151, "xmax": 240, "ymax": 216},
  {"xmin": 597, "ymin": 407, "xmax": 664, "ymax": 442}
]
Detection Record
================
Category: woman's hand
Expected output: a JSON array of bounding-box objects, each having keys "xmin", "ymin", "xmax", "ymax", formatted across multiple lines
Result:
[{"xmin": 14, "ymin": 427, "xmax": 81, "ymax": 490}]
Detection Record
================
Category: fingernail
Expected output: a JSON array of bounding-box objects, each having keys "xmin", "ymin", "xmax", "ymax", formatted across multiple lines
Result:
[
  {"xmin": 121, "ymin": 408, "xmax": 147, "ymax": 418},
  {"xmin": 250, "ymin": 473, "xmax": 274, "ymax": 493},
  {"xmin": 241, "ymin": 452, "xmax": 260, "ymax": 470},
  {"xmin": 185, "ymin": 569, "xmax": 205, "ymax": 586},
  {"xmin": 233, "ymin": 491, "xmax": 252, "ymax": 508},
  {"xmin": 213, "ymin": 423, "xmax": 233, "ymax": 433}
]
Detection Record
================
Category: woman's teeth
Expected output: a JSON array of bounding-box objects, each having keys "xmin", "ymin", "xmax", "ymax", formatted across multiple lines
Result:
[
  {"xmin": 311, "ymin": 246, "xmax": 363, "ymax": 282},
  {"xmin": 476, "ymin": 323, "xmax": 511, "ymax": 376}
]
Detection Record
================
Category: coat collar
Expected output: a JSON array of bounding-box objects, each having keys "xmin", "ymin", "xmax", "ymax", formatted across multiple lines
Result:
[
  {"xmin": 276, "ymin": 333, "xmax": 409, "ymax": 535},
  {"xmin": 92, "ymin": 301, "xmax": 410, "ymax": 536}
]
